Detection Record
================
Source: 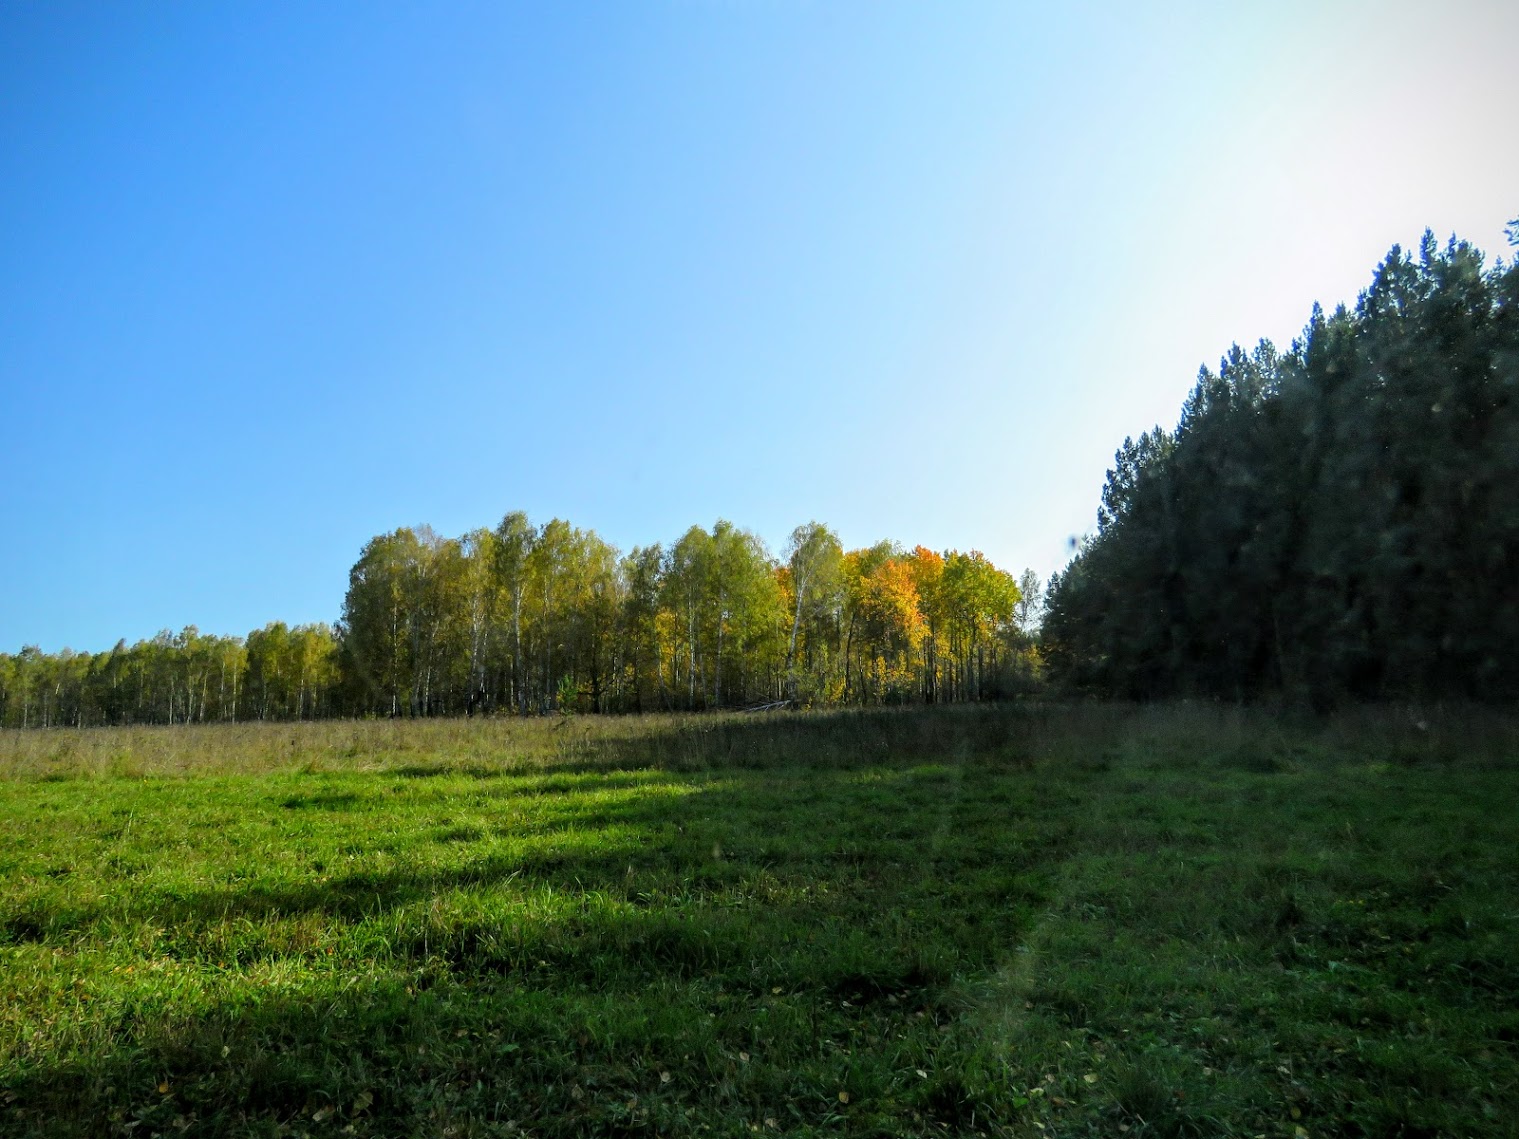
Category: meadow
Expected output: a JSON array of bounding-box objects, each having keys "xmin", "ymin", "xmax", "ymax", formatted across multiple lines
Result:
[{"xmin": 1, "ymin": 705, "xmax": 1515, "ymax": 1138}]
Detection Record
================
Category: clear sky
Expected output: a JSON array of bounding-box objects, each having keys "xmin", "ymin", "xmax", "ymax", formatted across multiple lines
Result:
[{"xmin": 3, "ymin": 0, "xmax": 1515, "ymax": 653}]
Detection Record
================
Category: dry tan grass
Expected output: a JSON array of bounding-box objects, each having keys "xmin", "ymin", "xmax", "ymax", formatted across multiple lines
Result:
[{"xmin": 2, "ymin": 701, "xmax": 1511, "ymax": 783}]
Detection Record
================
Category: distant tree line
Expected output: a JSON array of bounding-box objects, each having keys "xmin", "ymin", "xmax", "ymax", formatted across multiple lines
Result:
[
  {"xmin": 1, "ymin": 522, "xmax": 1040, "ymax": 727},
  {"xmin": 1044, "ymin": 229, "xmax": 1518, "ymax": 705},
  {"xmin": 0, "ymin": 625, "xmax": 342, "ymax": 729}
]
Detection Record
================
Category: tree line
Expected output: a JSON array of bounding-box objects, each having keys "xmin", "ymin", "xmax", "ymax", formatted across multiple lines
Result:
[
  {"xmin": 1043, "ymin": 228, "xmax": 1519, "ymax": 705},
  {"xmin": 0, "ymin": 624, "xmax": 342, "ymax": 730},
  {"xmin": 1, "ymin": 521, "xmax": 1040, "ymax": 727}
]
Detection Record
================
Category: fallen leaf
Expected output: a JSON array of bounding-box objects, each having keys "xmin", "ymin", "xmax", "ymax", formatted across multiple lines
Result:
[
  {"xmin": 916, "ymin": 1069, "xmax": 928, "ymax": 1079},
  {"xmin": 157, "ymin": 1082, "xmax": 170, "ymax": 1095},
  {"xmin": 739, "ymin": 1052, "xmax": 749, "ymax": 1063},
  {"xmin": 1083, "ymin": 1073, "xmax": 1098, "ymax": 1085},
  {"xmin": 352, "ymin": 1090, "xmax": 373, "ymax": 1113},
  {"xmin": 771, "ymin": 987, "xmax": 782, "ymax": 995},
  {"xmin": 838, "ymin": 1091, "xmax": 850, "ymax": 1104}
]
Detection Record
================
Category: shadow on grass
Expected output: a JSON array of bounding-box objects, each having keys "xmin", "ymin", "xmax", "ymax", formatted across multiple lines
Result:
[
  {"xmin": 5, "ymin": 966, "xmax": 722, "ymax": 1137},
  {"xmin": 5, "ymin": 745, "xmax": 1062, "ymax": 943},
  {"xmin": 410, "ymin": 703, "xmax": 1054, "ymax": 778},
  {"xmin": 3, "ymin": 762, "xmax": 1019, "ymax": 1138},
  {"xmin": 6, "ymin": 923, "xmax": 982, "ymax": 1139}
]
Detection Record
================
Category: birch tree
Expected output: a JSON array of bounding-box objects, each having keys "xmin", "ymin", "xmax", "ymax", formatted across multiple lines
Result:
[{"xmin": 783, "ymin": 522, "xmax": 843, "ymax": 703}]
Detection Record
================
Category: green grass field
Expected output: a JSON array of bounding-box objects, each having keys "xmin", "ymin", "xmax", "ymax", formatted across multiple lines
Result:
[{"xmin": 1, "ymin": 706, "xmax": 1515, "ymax": 1138}]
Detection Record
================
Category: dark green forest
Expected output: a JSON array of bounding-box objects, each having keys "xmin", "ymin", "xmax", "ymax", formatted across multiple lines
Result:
[
  {"xmin": 1044, "ymin": 229, "xmax": 1519, "ymax": 705},
  {"xmin": 5, "ymin": 226, "xmax": 1516, "ymax": 726}
]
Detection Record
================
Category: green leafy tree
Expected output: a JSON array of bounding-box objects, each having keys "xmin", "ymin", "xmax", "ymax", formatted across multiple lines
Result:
[
  {"xmin": 783, "ymin": 522, "xmax": 843, "ymax": 703},
  {"xmin": 491, "ymin": 511, "xmax": 536, "ymax": 714}
]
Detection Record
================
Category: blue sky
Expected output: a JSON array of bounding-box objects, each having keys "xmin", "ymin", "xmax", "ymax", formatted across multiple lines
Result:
[{"xmin": 3, "ymin": 0, "xmax": 1516, "ymax": 653}]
